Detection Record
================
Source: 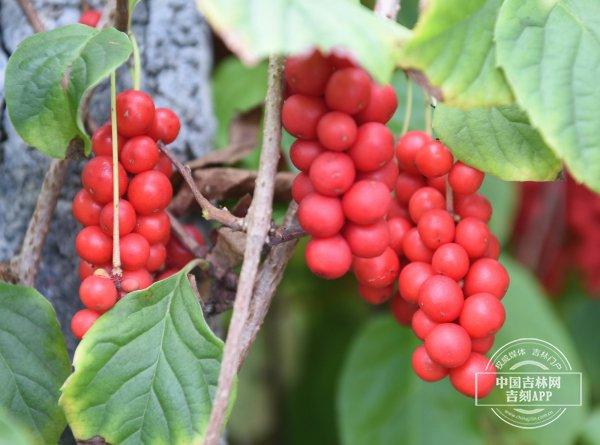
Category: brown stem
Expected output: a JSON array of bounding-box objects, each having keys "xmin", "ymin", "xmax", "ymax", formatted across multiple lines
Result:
[
  {"xmin": 15, "ymin": 0, "xmax": 45, "ymax": 32},
  {"xmin": 204, "ymin": 55, "xmax": 285, "ymax": 445},
  {"xmin": 114, "ymin": 0, "xmax": 129, "ymax": 32}
]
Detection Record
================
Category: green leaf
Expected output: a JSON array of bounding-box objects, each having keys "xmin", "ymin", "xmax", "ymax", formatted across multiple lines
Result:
[
  {"xmin": 337, "ymin": 315, "xmax": 485, "ymax": 445},
  {"xmin": 495, "ymin": 0, "xmax": 600, "ymax": 192},
  {"xmin": 479, "ymin": 175, "xmax": 517, "ymax": 245},
  {"xmin": 387, "ymin": 71, "xmax": 427, "ymax": 135},
  {"xmin": 0, "ymin": 282, "xmax": 71, "ymax": 445},
  {"xmin": 5, "ymin": 25, "xmax": 132, "ymax": 158},
  {"xmin": 213, "ymin": 57, "xmax": 268, "ymax": 147},
  {"xmin": 433, "ymin": 103, "xmax": 562, "ymax": 181},
  {"xmin": 60, "ymin": 263, "xmax": 227, "ymax": 444},
  {"xmin": 197, "ymin": 0, "xmax": 411, "ymax": 83},
  {"xmin": 0, "ymin": 409, "xmax": 35, "ymax": 445},
  {"xmin": 581, "ymin": 410, "xmax": 600, "ymax": 445},
  {"xmin": 400, "ymin": 0, "xmax": 513, "ymax": 108}
]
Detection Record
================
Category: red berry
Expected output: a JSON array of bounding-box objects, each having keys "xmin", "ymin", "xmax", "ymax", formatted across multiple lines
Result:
[
  {"xmin": 391, "ymin": 295, "xmax": 419, "ymax": 325},
  {"xmin": 297, "ymin": 193, "xmax": 345, "ymax": 238},
  {"xmin": 398, "ymin": 261, "xmax": 434, "ymax": 304},
  {"xmin": 464, "ymin": 258, "xmax": 510, "ymax": 298},
  {"xmin": 120, "ymin": 136, "xmax": 159, "ymax": 174},
  {"xmin": 78, "ymin": 260, "xmax": 98, "ymax": 280},
  {"xmin": 135, "ymin": 211, "xmax": 171, "ymax": 244},
  {"xmin": 355, "ymin": 83, "xmax": 398, "ymax": 124},
  {"xmin": 79, "ymin": 275, "xmax": 117, "ymax": 312},
  {"xmin": 419, "ymin": 275, "xmax": 464, "ymax": 322},
  {"xmin": 75, "ymin": 226, "xmax": 112, "ymax": 264},
  {"xmin": 325, "ymin": 67, "xmax": 371, "ymax": 114},
  {"xmin": 305, "ymin": 235, "xmax": 352, "ymax": 279},
  {"xmin": 417, "ymin": 209, "xmax": 455, "ymax": 250},
  {"xmin": 79, "ymin": 9, "xmax": 101, "ymax": 27},
  {"xmin": 120, "ymin": 233, "xmax": 150, "ymax": 270},
  {"xmin": 121, "ymin": 268, "xmax": 153, "ymax": 292},
  {"xmin": 411, "ymin": 309, "xmax": 438, "ymax": 340},
  {"xmin": 343, "ymin": 220, "xmax": 390, "ymax": 258},
  {"xmin": 309, "ymin": 152, "xmax": 356, "ymax": 196},
  {"xmin": 99, "ymin": 199, "xmax": 137, "ymax": 236},
  {"xmin": 91, "ymin": 123, "xmax": 124, "ymax": 156},
  {"xmin": 165, "ymin": 225, "xmax": 204, "ymax": 269},
  {"xmin": 412, "ymin": 345, "xmax": 448, "ymax": 382},
  {"xmin": 358, "ymin": 284, "xmax": 393, "ymax": 305},
  {"xmin": 157, "ymin": 269, "xmax": 178, "ymax": 280},
  {"xmin": 154, "ymin": 153, "xmax": 174, "ymax": 178},
  {"xmin": 455, "ymin": 194, "xmax": 492, "ymax": 222},
  {"xmin": 71, "ymin": 309, "xmax": 100, "ymax": 339},
  {"xmin": 387, "ymin": 216, "xmax": 411, "ymax": 255},
  {"xmin": 395, "ymin": 131, "xmax": 430, "ymax": 174},
  {"xmin": 460, "ymin": 292, "xmax": 505, "ymax": 338},
  {"xmin": 425, "ymin": 323, "xmax": 471, "ymax": 368},
  {"xmin": 291, "ymin": 172, "xmax": 315, "ymax": 203},
  {"xmin": 146, "ymin": 243, "xmax": 167, "ymax": 272},
  {"xmin": 402, "ymin": 228, "xmax": 433, "ymax": 262},
  {"xmin": 284, "ymin": 51, "xmax": 333, "ymax": 96},
  {"xmin": 327, "ymin": 53, "xmax": 356, "ymax": 69},
  {"xmin": 471, "ymin": 335, "xmax": 495, "ymax": 354},
  {"xmin": 431, "ymin": 243, "xmax": 470, "ymax": 280},
  {"xmin": 316, "ymin": 111, "xmax": 357, "ymax": 151},
  {"xmin": 147, "ymin": 108, "xmax": 180, "ymax": 144},
  {"xmin": 356, "ymin": 159, "xmax": 398, "ymax": 190},
  {"xmin": 81, "ymin": 156, "xmax": 128, "ymax": 204},
  {"xmin": 484, "ymin": 234, "xmax": 500, "ymax": 259},
  {"xmin": 353, "ymin": 247, "xmax": 400, "ymax": 288},
  {"xmin": 72, "ymin": 189, "xmax": 102, "ymax": 226},
  {"xmin": 415, "ymin": 140, "xmax": 453, "ymax": 178},
  {"xmin": 427, "ymin": 175, "xmax": 447, "ymax": 194},
  {"xmin": 449, "ymin": 162, "xmax": 484, "ymax": 195},
  {"xmin": 281, "ymin": 95, "xmax": 327, "ymax": 139},
  {"xmin": 115, "ymin": 90, "xmax": 155, "ymax": 137},
  {"xmin": 127, "ymin": 170, "xmax": 173, "ymax": 215},
  {"xmin": 387, "ymin": 199, "xmax": 409, "ymax": 220},
  {"xmin": 455, "ymin": 217, "xmax": 490, "ymax": 258},
  {"xmin": 408, "ymin": 187, "xmax": 445, "ymax": 223},
  {"xmin": 348, "ymin": 123, "xmax": 394, "ymax": 172},
  {"xmin": 342, "ymin": 180, "xmax": 391, "ymax": 225},
  {"xmin": 395, "ymin": 172, "xmax": 425, "ymax": 205},
  {"xmin": 449, "ymin": 353, "xmax": 496, "ymax": 398},
  {"xmin": 290, "ymin": 140, "xmax": 323, "ymax": 171}
]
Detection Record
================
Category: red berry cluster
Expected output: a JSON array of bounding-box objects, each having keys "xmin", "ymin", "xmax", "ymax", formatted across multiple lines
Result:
[{"xmin": 71, "ymin": 90, "xmax": 201, "ymax": 339}]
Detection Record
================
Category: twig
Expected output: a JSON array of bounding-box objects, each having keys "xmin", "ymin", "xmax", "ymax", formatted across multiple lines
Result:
[
  {"xmin": 15, "ymin": 0, "xmax": 45, "ymax": 32},
  {"xmin": 186, "ymin": 142, "xmax": 256, "ymax": 170},
  {"xmin": 114, "ymin": 0, "xmax": 128, "ymax": 32},
  {"xmin": 110, "ymin": 71, "xmax": 122, "ymax": 275},
  {"xmin": 166, "ymin": 211, "xmax": 209, "ymax": 258},
  {"xmin": 204, "ymin": 55, "xmax": 285, "ymax": 445},
  {"xmin": 267, "ymin": 217, "xmax": 304, "ymax": 246}
]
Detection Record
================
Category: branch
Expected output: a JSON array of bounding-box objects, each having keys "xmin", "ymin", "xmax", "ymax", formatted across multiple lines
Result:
[
  {"xmin": 204, "ymin": 55, "xmax": 285, "ymax": 445},
  {"xmin": 114, "ymin": 0, "xmax": 128, "ymax": 32},
  {"xmin": 15, "ymin": 0, "xmax": 45, "ymax": 32}
]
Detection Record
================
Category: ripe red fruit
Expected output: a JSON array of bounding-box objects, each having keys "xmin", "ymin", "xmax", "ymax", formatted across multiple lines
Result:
[
  {"xmin": 154, "ymin": 153, "xmax": 174, "ymax": 178},
  {"xmin": 328, "ymin": 53, "xmax": 356, "ymax": 69},
  {"xmin": 449, "ymin": 353, "xmax": 496, "ymax": 398},
  {"xmin": 284, "ymin": 51, "xmax": 333, "ymax": 96},
  {"xmin": 455, "ymin": 217, "xmax": 490, "ymax": 258},
  {"xmin": 127, "ymin": 170, "xmax": 173, "ymax": 215},
  {"xmin": 402, "ymin": 228, "xmax": 433, "ymax": 262},
  {"xmin": 325, "ymin": 67, "xmax": 371, "ymax": 114},
  {"xmin": 460, "ymin": 292, "xmax": 506, "ymax": 338},
  {"xmin": 309, "ymin": 152, "xmax": 356, "ymax": 196},
  {"xmin": 99, "ymin": 199, "xmax": 137, "ymax": 236},
  {"xmin": 355, "ymin": 83, "xmax": 398, "ymax": 124},
  {"xmin": 353, "ymin": 247, "xmax": 400, "ymax": 288},
  {"xmin": 165, "ymin": 225, "xmax": 204, "ymax": 269},
  {"xmin": 297, "ymin": 193, "xmax": 345, "ymax": 238},
  {"xmin": 316, "ymin": 111, "xmax": 357, "ymax": 151},
  {"xmin": 75, "ymin": 226, "xmax": 112, "ymax": 264},
  {"xmin": 135, "ymin": 211, "xmax": 171, "ymax": 244},
  {"xmin": 387, "ymin": 199, "xmax": 409, "ymax": 220},
  {"xmin": 471, "ymin": 335, "xmax": 495, "ymax": 354},
  {"xmin": 348, "ymin": 123, "xmax": 394, "ymax": 172},
  {"xmin": 121, "ymin": 269, "xmax": 153, "ymax": 292},
  {"xmin": 91, "ymin": 123, "xmax": 124, "ymax": 156},
  {"xmin": 81, "ymin": 156, "xmax": 128, "ymax": 204},
  {"xmin": 408, "ymin": 187, "xmax": 445, "ymax": 223},
  {"xmin": 79, "ymin": 260, "xmax": 100, "ymax": 280},
  {"xmin": 356, "ymin": 159, "xmax": 398, "ymax": 190},
  {"xmin": 417, "ymin": 209, "xmax": 455, "ymax": 250},
  {"xmin": 395, "ymin": 131, "xmax": 430, "ymax": 174},
  {"xmin": 395, "ymin": 172, "xmax": 425, "ymax": 205},
  {"xmin": 343, "ymin": 220, "xmax": 390, "ymax": 258},
  {"xmin": 449, "ymin": 162, "xmax": 484, "ymax": 195},
  {"xmin": 281, "ymin": 95, "xmax": 327, "ymax": 139},
  {"xmin": 387, "ymin": 216, "xmax": 411, "ymax": 255},
  {"xmin": 72, "ymin": 189, "xmax": 102, "ymax": 226},
  {"xmin": 455, "ymin": 194, "xmax": 492, "ymax": 222},
  {"xmin": 305, "ymin": 235, "xmax": 352, "ymax": 279},
  {"xmin": 415, "ymin": 140, "xmax": 454, "ymax": 178},
  {"xmin": 419, "ymin": 275, "xmax": 464, "ymax": 322},
  {"xmin": 358, "ymin": 284, "xmax": 393, "ymax": 305},
  {"xmin": 398, "ymin": 261, "xmax": 434, "ymax": 304},
  {"xmin": 342, "ymin": 180, "xmax": 391, "ymax": 225},
  {"xmin": 290, "ymin": 140, "xmax": 323, "ymax": 171},
  {"xmin": 464, "ymin": 258, "xmax": 510, "ymax": 298},
  {"xmin": 425, "ymin": 323, "xmax": 471, "ymax": 368},
  {"xmin": 147, "ymin": 108, "xmax": 181, "ymax": 144},
  {"xmin": 291, "ymin": 172, "xmax": 315, "ymax": 203},
  {"xmin": 115, "ymin": 90, "xmax": 155, "ymax": 137},
  {"xmin": 484, "ymin": 234, "xmax": 500, "ymax": 259},
  {"xmin": 79, "ymin": 275, "xmax": 117, "ymax": 312},
  {"xmin": 391, "ymin": 295, "xmax": 418, "ymax": 326},
  {"xmin": 119, "ymin": 136, "xmax": 159, "ymax": 174},
  {"xmin": 120, "ymin": 233, "xmax": 150, "ymax": 270},
  {"xmin": 71, "ymin": 309, "xmax": 100, "ymax": 339},
  {"xmin": 431, "ymin": 243, "xmax": 470, "ymax": 280},
  {"xmin": 427, "ymin": 175, "xmax": 447, "ymax": 195},
  {"xmin": 79, "ymin": 9, "xmax": 101, "ymax": 27},
  {"xmin": 146, "ymin": 243, "xmax": 167, "ymax": 272},
  {"xmin": 157, "ymin": 269, "xmax": 178, "ymax": 280},
  {"xmin": 412, "ymin": 345, "xmax": 448, "ymax": 382},
  {"xmin": 411, "ymin": 309, "xmax": 438, "ymax": 340}
]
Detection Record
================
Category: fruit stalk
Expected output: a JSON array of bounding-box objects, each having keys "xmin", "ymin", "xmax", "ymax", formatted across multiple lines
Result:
[{"xmin": 110, "ymin": 71, "xmax": 122, "ymax": 274}]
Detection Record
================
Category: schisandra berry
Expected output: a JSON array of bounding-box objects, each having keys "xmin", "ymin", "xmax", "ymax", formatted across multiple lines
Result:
[
  {"xmin": 75, "ymin": 226, "xmax": 112, "ymax": 264},
  {"xmin": 121, "ymin": 269, "xmax": 153, "ymax": 292},
  {"xmin": 289, "ymin": 140, "xmax": 324, "ymax": 171},
  {"xmin": 464, "ymin": 258, "xmax": 510, "ymax": 298},
  {"xmin": 395, "ymin": 172, "xmax": 425, "ymax": 204},
  {"xmin": 408, "ymin": 186, "xmax": 445, "ymax": 223},
  {"xmin": 352, "ymin": 247, "xmax": 400, "ymax": 288},
  {"xmin": 355, "ymin": 83, "xmax": 397, "ymax": 124},
  {"xmin": 356, "ymin": 159, "xmax": 398, "ymax": 191},
  {"xmin": 291, "ymin": 172, "xmax": 315, "ymax": 203},
  {"xmin": 135, "ymin": 211, "xmax": 171, "ymax": 244},
  {"xmin": 91, "ymin": 123, "xmax": 124, "ymax": 156},
  {"xmin": 324, "ymin": 67, "xmax": 371, "ymax": 114},
  {"xmin": 414, "ymin": 140, "xmax": 453, "ymax": 178},
  {"xmin": 343, "ymin": 220, "xmax": 390, "ymax": 258},
  {"xmin": 459, "ymin": 292, "xmax": 506, "ymax": 338},
  {"xmin": 398, "ymin": 261, "xmax": 434, "ymax": 304},
  {"xmin": 165, "ymin": 225, "xmax": 205, "ymax": 269},
  {"xmin": 342, "ymin": 180, "xmax": 391, "ymax": 225},
  {"xmin": 127, "ymin": 170, "xmax": 173, "ymax": 215},
  {"xmin": 99, "ymin": 199, "xmax": 137, "ymax": 236},
  {"xmin": 358, "ymin": 284, "xmax": 393, "ymax": 305},
  {"xmin": 147, "ymin": 108, "xmax": 181, "ymax": 144},
  {"xmin": 471, "ymin": 335, "xmax": 495, "ymax": 354},
  {"xmin": 71, "ymin": 309, "xmax": 100, "ymax": 339},
  {"xmin": 418, "ymin": 275, "xmax": 464, "ymax": 323},
  {"xmin": 297, "ymin": 193, "xmax": 345, "ymax": 238},
  {"xmin": 308, "ymin": 151, "xmax": 356, "ymax": 196},
  {"xmin": 281, "ymin": 95, "xmax": 327, "ymax": 139},
  {"xmin": 390, "ymin": 294, "xmax": 418, "ymax": 325},
  {"xmin": 417, "ymin": 209, "xmax": 455, "ymax": 250},
  {"xmin": 431, "ymin": 242, "xmax": 470, "ymax": 281},
  {"xmin": 455, "ymin": 217, "xmax": 490, "ymax": 258},
  {"xmin": 78, "ymin": 9, "xmax": 101, "ymax": 27},
  {"xmin": 81, "ymin": 156, "xmax": 128, "ymax": 204},
  {"xmin": 402, "ymin": 228, "xmax": 433, "ymax": 263},
  {"xmin": 79, "ymin": 275, "xmax": 117, "ymax": 313},
  {"xmin": 316, "ymin": 111, "xmax": 357, "ymax": 151},
  {"xmin": 305, "ymin": 235, "xmax": 352, "ymax": 279},
  {"xmin": 386, "ymin": 216, "xmax": 411, "ymax": 255},
  {"xmin": 284, "ymin": 51, "xmax": 333, "ymax": 96},
  {"xmin": 115, "ymin": 90, "xmax": 155, "ymax": 137},
  {"xmin": 455, "ymin": 194, "xmax": 492, "ymax": 222},
  {"xmin": 424, "ymin": 323, "xmax": 471, "ymax": 368},
  {"xmin": 395, "ymin": 131, "xmax": 430, "ymax": 174},
  {"xmin": 411, "ymin": 309, "xmax": 438, "ymax": 340},
  {"xmin": 72, "ymin": 189, "xmax": 102, "ymax": 227},
  {"xmin": 448, "ymin": 162, "xmax": 484, "ymax": 195},
  {"xmin": 348, "ymin": 123, "xmax": 394, "ymax": 172},
  {"xmin": 120, "ymin": 136, "xmax": 159, "ymax": 174},
  {"xmin": 449, "ymin": 353, "xmax": 496, "ymax": 398},
  {"xmin": 146, "ymin": 243, "xmax": 167, "ymax": 272},
  {"xmin": 412, "ymin": 344, "xmax": 448, "ymax": 382},
  {"xmin": 120, "ymin": 233, "xmax": 150, "ymax": 271}
]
